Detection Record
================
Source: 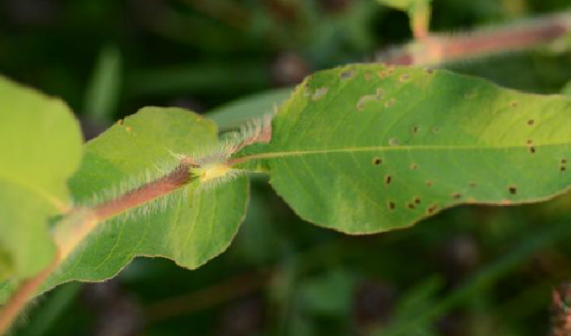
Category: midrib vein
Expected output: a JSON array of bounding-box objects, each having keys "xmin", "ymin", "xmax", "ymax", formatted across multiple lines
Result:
[{"xmin": 236, "ymin": 142, "xmax": 571, "ymax": 162}]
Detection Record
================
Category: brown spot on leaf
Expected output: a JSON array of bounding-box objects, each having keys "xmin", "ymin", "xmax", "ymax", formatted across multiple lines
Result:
[
  {"xmin": 385, "ymin": 99, "xmax": 395, "ymax": 108},
  {"xmin": 407, "ymin": 203, "xmax": 416, "ymax": 210},
  {"xmin": 451, "ymin": 193, "xmax": 462, "ymax": 199},
  {"xmin": 412, "ymin": 126, "xmax": 420, "ymax": 134},
  {"xmin": 508, "ymin": 186, "xmax": 517, "ymax": 195},
  {"xmin": 510, "ymin": 101, "xmax": 519, "ymax": 108},
  {"xmin": 399, "ymin": 74, "xmax": 410, "ymax": 82},
  {"xmin": 410, "ymin": 163, "xmax": 418, "ymax": 170},
  {"xmin": 384, "ymin": 175, "xmax": 392, "ymax": 185},
  {"xmin": 389, "ymin": 138, "xmax": 399, "ymax": 146},
  {"xmin": 425, "ymin": 68, "xmax": 434, "ymax": 74},
  {"xmin": 413, "ymin": 197, "xmax": 421, "ymax": 204},
  {"xmin": 373, "ymin": 157, "xmax": 383, "ymax": 165},
  {"xmin": 468, "ymin": 182, "xmax": 477, "ymax": 188},
  {"xmin": 426, "ymin": 180, "xmax": 433, "ymax": 187},
  {"xmin": 388, "ymin": 202, "xmax": 396, "ymax": 210},
  {"xmin": 427, "ymin": 204, "xmax": 439, "ymax": 215},
  {"xmin": 527, "ymin": 119, "xmax": 535, "ymax": 126},
  {"xmin": 530, "ymin": 146, "xmax": 536, "ymax": 154}
]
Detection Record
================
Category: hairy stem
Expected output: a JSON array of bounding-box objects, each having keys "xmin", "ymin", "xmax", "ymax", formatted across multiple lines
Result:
[
  {"xmin": 0, "ymin": 159, "xmax": 195, "ymax": 335},
  {"xmin": 0, "ymin": 252, "xmax": 60, "ymax": 335},
  {"xmin": 378, "ymin": 11, "xmax": 571, "ymax": 66}
]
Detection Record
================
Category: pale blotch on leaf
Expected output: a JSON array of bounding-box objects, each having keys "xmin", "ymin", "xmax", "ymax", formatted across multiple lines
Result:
[
  {"xmin": 340, "ymin": 70, "xmax": 356, "ymax": 80},
  {"xmin": 465, "ymin": 91, "xmax": 477, "ymax": 100},
  {"xmin": 389, "ymin": 138, "xmax": 399, "ymax": 146},
  {"xmin": 356, "ymin": 88, "xmax": 384, "ymax": 111},
  {"xmin": 410, "ymin": 163, "xmax": 418, "ymax": 170},
  {"xmin": 399, "ymin": 74, "xmax": 410, "ymax": 83},
  {"xmin": 451, "ymin": 193, "xmax": 462, "ymax": 199},
  {"xmin": 312, "ymin": 87, "xmax": 329, "ymax": 101},
  {"xmin": 385, "ymin": 99, "xmax": 395, "ymax": 108},
  {"xmin": 510, "ymin": 101, "xmax": 519, "ymax": 108}
]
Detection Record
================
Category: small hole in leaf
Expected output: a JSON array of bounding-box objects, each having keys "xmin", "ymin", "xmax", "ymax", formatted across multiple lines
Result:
[
  {"xmin": 384, "ymin": 175, "xmax": 392, "ymax": 185},
  {"xmin": 410, "ymin": 163, "xmax": 418, "ymax": 170},
  {"xmin": 388, "ymin": 201, "xmax": 396, "ymax": 210},
  {"xmin": 527, "ymin": 119, "xmax": 535, "ymax": 126},
  {"xmin": 508, "ymin": 186, "xmax": 517, "ymax": 195},
  {"xmin": 373, "ymin": 157, "xmax": 383, "ymax": 165}
]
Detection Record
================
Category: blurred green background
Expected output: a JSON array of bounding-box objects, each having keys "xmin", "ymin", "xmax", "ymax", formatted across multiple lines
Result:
[{"xmin": 4, "ymin": 0, "xmax": 571, "ymax": 335}]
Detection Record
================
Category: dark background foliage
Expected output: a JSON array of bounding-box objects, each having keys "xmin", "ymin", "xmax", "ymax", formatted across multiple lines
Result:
[{"xmin": 3, "ymin": 0, "xmax": 571, "ymax": 335}]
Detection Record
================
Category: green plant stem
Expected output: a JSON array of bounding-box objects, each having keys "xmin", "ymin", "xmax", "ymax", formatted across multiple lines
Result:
[{"xmin": 0, "ymin": 160, "xmax": 195, "ymax": 336}]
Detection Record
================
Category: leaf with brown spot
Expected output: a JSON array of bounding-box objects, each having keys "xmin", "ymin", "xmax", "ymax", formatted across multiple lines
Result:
[{"xmin": 234, "ymin": 64, "xmax": 571, "ymax": 234}]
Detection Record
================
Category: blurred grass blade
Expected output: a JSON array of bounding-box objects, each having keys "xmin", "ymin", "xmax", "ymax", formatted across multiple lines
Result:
[
  {"xmin": 206, "ymin": 87, "xmax": 292, "ymax": 130},
  {"xmin": 84, "ymin": 46, "xmax": 122, "ymax": 123},
  {"xmin": 381, "ymin": 216, "xmax": 571, "ymax": 335},
  {"xmin": 19, "ymin": 283, "xmax": 82, "ymax": 336}
]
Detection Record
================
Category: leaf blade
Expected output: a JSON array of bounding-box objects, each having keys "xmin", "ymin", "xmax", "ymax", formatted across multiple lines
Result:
[{"xmin": 255, "ymin": 64, "xmax": 571, "ymax": 234}]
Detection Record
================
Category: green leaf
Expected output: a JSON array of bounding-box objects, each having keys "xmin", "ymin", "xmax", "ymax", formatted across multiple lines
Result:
[
  {"xmin": 250, "ymin": 64, "xmax": 571, "ymax": 234},
  {"xmin": 375, "ymin": 0, "xmax": 432, "ymax": 37},
  {"xmin": 21, "ymin": 108, "xmax": 247, "ymax": 297},
  {"xmin": 375, "ymin": 0, "xmax": 420, "ymax": 10},
  {"xmin": 0, "ymin": 75, "xmax": 83, "ymax": 280}
]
